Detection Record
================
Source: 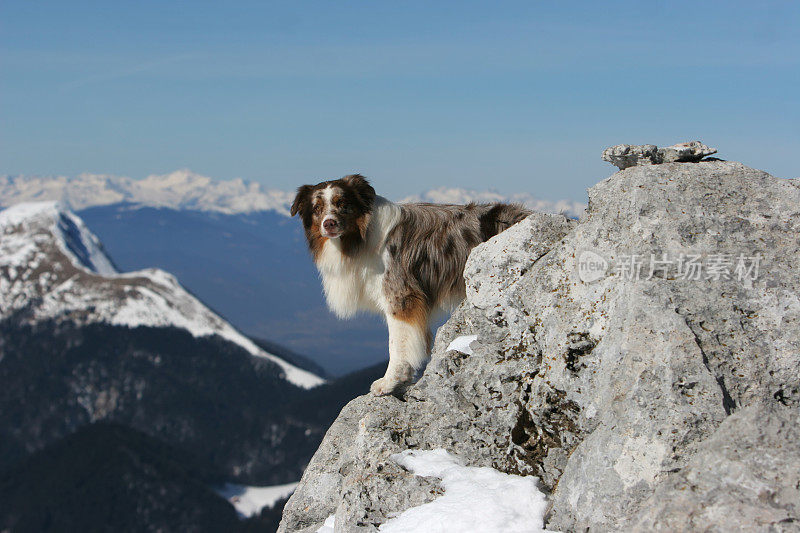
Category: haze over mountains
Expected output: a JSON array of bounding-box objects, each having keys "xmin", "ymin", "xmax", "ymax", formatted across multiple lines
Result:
[
  {"xmin": 1, "ymin": 170, "xmax": 586, "ymax": 374},
  {"xmin": 0, "ymin": 170, "xmax": 296, "ymax": 215},
  {"xmin": 0, "ymin": 170, "xmax": 586, "ymax": 218}
]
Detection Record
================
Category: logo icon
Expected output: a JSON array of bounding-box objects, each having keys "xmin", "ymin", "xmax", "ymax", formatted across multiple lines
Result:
[{"xmin": 578, "ymin": 250, "xmax": 608, "ymax": 283}]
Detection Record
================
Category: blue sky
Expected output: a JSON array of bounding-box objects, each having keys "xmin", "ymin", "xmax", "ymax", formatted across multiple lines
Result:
[{"xmin": 1, "ymin": 1, "xmax": 798, "ymax": 202}]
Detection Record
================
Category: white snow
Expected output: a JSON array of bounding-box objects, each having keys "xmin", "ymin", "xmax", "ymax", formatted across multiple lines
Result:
[
  {"xmin": 56, "ymin": 209, "xmax": 118, "ymax": 276},
  {"xmin": 107, "ymin": 269, "xmax": 323, "ymax": 388},
  {"xmin": 446, "ymin": 334, "xmax": 478, "ymax": 355},
  {"xmin": 0, "ymin": 201, "xmax": 117, "ymax": 276},
  {"xmin": 0, "ymin": 200, "xmax": 60, "ymax": 225},
  {"xmin": 0, "ymin": 201, "xmax": 324, "ymax": 389},
  {"xmin": 316, "ymin": 515, "xmax": 336, "ymax": 532},
  {"xmin": 215, "ymin": 481, "xmax": 298, "ymax": 519},
  {"xmin": 379, "ymin": 449, "xmax": 552, "ymax": 533}
]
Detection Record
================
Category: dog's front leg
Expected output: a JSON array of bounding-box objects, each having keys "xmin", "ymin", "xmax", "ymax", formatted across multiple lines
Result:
[{"xmin": 370, "ymin": 313, "xmax": 430, "ymax": 396}]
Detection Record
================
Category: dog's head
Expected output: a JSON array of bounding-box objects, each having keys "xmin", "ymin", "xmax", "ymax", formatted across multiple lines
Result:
[{"xmin": 291, "ymin": 174, "xmax": 376, "ymax": 252}]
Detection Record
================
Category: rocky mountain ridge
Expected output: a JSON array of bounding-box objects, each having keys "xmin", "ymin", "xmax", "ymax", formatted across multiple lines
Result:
[{"xmin": 279, "ymin": 157, "xmax": 800, "ymax": 532}]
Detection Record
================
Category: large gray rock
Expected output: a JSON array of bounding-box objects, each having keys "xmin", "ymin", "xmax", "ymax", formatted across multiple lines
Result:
[{"xmin": 279, "ymin": 161, "xmax": 800, "ymax": 532}]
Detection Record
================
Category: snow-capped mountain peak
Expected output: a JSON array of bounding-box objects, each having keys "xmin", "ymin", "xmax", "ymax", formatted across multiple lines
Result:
[
  {"xmin": 0, "ymin": 201, "xmax": 323, "ymax": 388},
  {"xmin": 0, "ymin": 201, "xmax": 117, "ymax": 277}
]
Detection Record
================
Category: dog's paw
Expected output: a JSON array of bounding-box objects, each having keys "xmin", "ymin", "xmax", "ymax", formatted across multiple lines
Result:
[{"xmin": 370, "ymin": 377, "xmax": 398, "ymax": 396}]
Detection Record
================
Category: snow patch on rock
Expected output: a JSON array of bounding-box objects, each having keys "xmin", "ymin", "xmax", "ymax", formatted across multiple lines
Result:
[
  {"xmin": 446, "ymin": 335, "xmax": 478, "ymax": 355},
  {"xmin": 316, "ymin": 515, "xmax": 336, "ymax": 532},
  {"xmin": 380, "ymin": 449, "xmax": 551, "ymax": 533}
]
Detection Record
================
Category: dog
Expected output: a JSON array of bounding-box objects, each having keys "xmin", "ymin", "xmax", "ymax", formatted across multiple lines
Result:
[{"xmin": 291, "ymin": 174, "xmax": 531, "ymax": 395}]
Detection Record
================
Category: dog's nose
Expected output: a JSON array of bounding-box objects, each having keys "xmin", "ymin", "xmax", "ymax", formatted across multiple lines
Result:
[{"xmin": 323, "ymin": 218, "xmax": 338, "ymax": 231}]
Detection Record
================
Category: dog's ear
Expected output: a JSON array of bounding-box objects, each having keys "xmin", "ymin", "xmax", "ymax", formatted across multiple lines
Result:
[
  {"xmin": 291, "ymin": 185, "xmax": 313, "ymax": 217},
  {"xmin": 342, "ymin": 174, "xmax": 376, "ymax": 207}
]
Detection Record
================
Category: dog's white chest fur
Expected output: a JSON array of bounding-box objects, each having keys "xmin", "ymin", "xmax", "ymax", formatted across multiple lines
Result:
[
  {"xmin": 316, "ymin": 241, "xmax": 385, "ymax": 317},
  {"xmin": 314, "ymin": 196, "xmax": 400, "ymax": 318}
]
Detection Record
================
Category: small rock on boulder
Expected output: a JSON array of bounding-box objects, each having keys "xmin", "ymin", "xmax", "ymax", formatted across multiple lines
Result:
[{"xmin": 602, "ymin": 140, "xmax": 717, "ymax": 169}]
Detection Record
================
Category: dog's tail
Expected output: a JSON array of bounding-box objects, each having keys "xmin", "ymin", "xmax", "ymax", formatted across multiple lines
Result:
[{"xmin": 477, "ymin": 203, "xmax": 532, "ymax": 241}]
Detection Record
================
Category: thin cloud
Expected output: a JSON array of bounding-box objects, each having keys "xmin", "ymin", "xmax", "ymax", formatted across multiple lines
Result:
[{"xmin": 59, "ymin": 54, "xmax": 192, "ymax": 91}]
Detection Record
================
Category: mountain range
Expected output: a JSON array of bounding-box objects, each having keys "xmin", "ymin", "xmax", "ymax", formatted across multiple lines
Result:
[
  {"xmin": 0, "ymin": 170, "xmax": 586, "ymax": 218},
  {"xmin": 0, "ymin": 170, "xmax": 295, "ymax": 215}
]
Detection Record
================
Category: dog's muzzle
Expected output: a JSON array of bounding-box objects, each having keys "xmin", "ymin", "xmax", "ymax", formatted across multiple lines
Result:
[{"xmin": 321, "ymin": 216, "xmax": 341, "ymax": 238}]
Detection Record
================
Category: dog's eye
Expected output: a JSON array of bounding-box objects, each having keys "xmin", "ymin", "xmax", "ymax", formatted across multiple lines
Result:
[{"xmin": 313, "ymin": 203, "xmax": 323, "ymax": 214}]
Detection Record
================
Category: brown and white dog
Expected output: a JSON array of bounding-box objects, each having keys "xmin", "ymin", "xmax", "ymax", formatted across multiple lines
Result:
[{"xmin": 291, "ymin": 174, "xmax": 530, "ymax": 395}]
